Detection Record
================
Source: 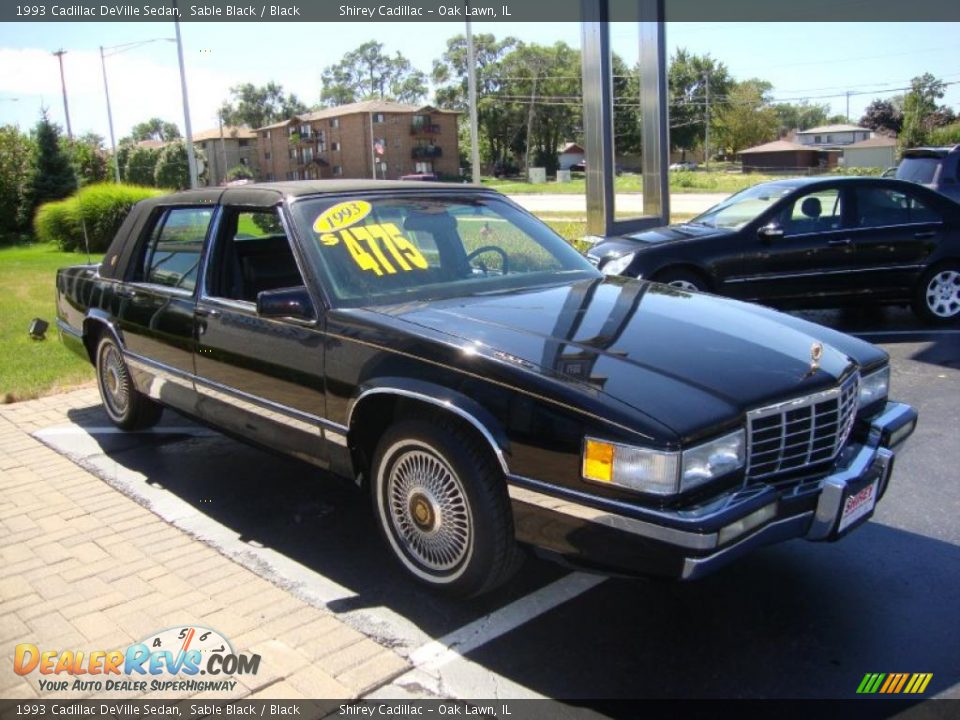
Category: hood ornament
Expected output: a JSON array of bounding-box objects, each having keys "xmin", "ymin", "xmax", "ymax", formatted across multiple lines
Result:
[{"xmin": 809, "ymin": 342, "xmax": 824, "ymax": 373}]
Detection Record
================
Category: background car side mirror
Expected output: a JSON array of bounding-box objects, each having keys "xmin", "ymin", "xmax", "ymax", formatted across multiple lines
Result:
[
  {"xmin": 256, "ymin": 286, "xmax": 315, "ymax": 321},
  {"xmin": 758, "ymin": 223, "xmax": 785, "ymax": 242}
]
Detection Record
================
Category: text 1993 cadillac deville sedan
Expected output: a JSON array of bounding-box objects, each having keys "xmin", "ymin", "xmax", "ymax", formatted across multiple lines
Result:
[{"xmin": 56, "ymin": 181, "xmax": 918, "ymax": 597}]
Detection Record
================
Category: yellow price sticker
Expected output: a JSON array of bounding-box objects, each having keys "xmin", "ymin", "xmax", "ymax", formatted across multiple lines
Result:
[
  {"xmin": 313, "ymin": 200, "xmax": 372, "ymax": 233},
  {"xmin": 319, "ymin": 222, "xmax": 429, "ymax": 277}
]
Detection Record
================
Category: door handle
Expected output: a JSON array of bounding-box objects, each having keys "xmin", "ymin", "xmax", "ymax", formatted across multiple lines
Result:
[
  {"xmin": 827, "ymin": 237, "xmax": 853, "ymax": 246},
  {"xmin": 116, "ymin": 287, "xmax": 137, "ymax": 299},
  {"xmin": 914, "ymin": 231, "xmax": 936, "ymax": 240},
  {"xmin": 195, "ymin": 307, "xmax": 222, "ymax": 318}
]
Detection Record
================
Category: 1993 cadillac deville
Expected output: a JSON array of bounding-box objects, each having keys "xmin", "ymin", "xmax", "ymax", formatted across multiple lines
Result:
[{"xmin": 56, "ymin": 181, "xmax": 918, "ymax": 597}]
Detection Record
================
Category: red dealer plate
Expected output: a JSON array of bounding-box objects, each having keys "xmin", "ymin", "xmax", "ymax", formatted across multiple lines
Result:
[{"xmin": 838, "ymin": 479, "xmax": 879, "ymax": 534}]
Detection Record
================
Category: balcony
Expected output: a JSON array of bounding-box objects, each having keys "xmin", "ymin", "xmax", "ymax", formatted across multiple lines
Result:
[
  {"xmin": 410, "ymin": 123, "xmax": 442, "ymax": 136},
  {"xmin": 412, "ymin": 145, "xmax": 442, "ymax": 159}
]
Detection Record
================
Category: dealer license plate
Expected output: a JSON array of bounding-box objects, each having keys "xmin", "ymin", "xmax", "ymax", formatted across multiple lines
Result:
[{"xmin": 837, "ymin": 479, "xmax": 879, "ymax": 534}]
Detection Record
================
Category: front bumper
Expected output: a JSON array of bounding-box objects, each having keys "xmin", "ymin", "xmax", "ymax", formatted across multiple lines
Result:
[{"xmin": 508, "ymin": 401, "xmax": 918, "ymax": 580}]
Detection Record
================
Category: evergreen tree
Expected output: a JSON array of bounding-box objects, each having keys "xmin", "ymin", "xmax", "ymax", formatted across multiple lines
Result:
[{"xmin": 20, "ymin": 110, "xmax": 76, "ymax": 227}]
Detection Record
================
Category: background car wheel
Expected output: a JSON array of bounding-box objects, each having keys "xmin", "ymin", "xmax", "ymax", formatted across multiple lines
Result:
[
  {"xmin": 371, "ymin": 417, "xmax": 522, "ymax": 597},
  {"xmin": 654, "ymin": 268, "xmax": 706, "ymax": 292},
  {"xmin": 913, "ymin": 264, "xmax": 960, "ymax": 324},
  {"xmin": 95, "ymin": 336, "xmax": 163, "ymax": 430}
]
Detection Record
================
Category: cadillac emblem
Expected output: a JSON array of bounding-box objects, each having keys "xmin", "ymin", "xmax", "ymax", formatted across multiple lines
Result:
[{"xmin": 810, "ymin": 342, "xmax": 824, "ymax": 372}]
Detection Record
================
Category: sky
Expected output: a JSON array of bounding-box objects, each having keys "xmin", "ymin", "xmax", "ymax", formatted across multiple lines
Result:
[{"xmin": 0, "ymin": 20, "xmax": 957, "ymax": 145}]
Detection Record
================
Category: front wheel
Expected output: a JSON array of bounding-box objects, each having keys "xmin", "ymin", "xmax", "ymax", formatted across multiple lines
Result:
[
  {"xmin": 371, "ymin": 418, "xmax": 521, "ymax": 597},
  {"xmin": 654, "ymin": 268, "xmax": 707, "ymax": 292},
  {"xmin": 913, "ymin": 264, "xmax": 960, "ymax": 324},
  {"xmin": 95, "ymin": 335, "xmax": 163, "ymax": 430}
]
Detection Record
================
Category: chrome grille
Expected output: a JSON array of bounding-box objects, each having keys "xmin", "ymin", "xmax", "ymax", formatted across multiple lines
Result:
[{"xmin": 746, "ymin": 373, "xmax": 860, "ymax": 481}]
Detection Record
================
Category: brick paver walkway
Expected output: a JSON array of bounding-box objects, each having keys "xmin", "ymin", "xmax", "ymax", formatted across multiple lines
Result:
[{"xmin": 0, "ymin": 388, "xmax": 408, "ymax": 700}]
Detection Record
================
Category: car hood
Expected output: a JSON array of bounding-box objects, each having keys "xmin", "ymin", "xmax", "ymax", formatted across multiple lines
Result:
[
  {"xmin": 374, "ymin": 277, "xmax": 871, "ymax": 442},
  {"xmin": 627, "ymin": 223, "xmax": 731, "ymax": 244}
]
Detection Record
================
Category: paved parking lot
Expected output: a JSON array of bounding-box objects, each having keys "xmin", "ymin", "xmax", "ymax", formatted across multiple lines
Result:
[{"xmin": 2, "ymin": 307, "xmax": 958, "ymax": 701}]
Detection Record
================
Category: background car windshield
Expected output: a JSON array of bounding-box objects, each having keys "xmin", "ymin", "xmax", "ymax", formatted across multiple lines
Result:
[
  {"xmin": 896, "ymin": 157, "xmax": 939, "ymax": 183},
  {"xmin": 291, "ymin": 194, "xmax": 597, "ymax": 306},
  {"xmin": 691, "ymin": 184, "xmax": 794, "ymax": 229}
]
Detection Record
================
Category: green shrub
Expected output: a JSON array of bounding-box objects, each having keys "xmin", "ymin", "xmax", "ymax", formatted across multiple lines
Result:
[
  {"xmin": 832, "ymin": 166, "xmax": 884, "ymax": 176},
  {"xmin": 928, "ymin": 123, "xmax": 960, "ymax": 146},
  {"xmin": 34, "ymin": 183, "xmax": 167, "ymax": 252}
]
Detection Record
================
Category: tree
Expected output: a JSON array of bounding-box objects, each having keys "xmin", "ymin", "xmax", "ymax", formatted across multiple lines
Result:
[
  {"xmin": 0, "ymin": 125, "xmax": 34, "ymax": 239},
  {"xmin": 123, "ymin": 143, "xmax": 160, "ymax": 186},
  {"xmin": 668, "ymin": 49, "xmax": 733, "ymax": 154},
  {"xmin": 19, "ymin": 110, "xmax": 76, "ymax": 227},
  {"xmin": 773, "ymin": 101, "xmax": 830, "ymax": 134},
  {"xmin": 320, "ymin": 41, "xmax": 428, "ymax": 106},
  {"xmin": 67, "ymin": 133, "xmax": 109, "ymax": 185},
  {"xmin": 859, "ymin": 98, "xmax": 903, "ymax": 136},
  {"xmin": 128, "ymin": 118, "xmax": 181, "ymax": 143},
  {"xmin": 226, "ymin": 164, "xmax": 254, "ymax": 182},
  {"xmin": 154, "ymin": 140, "xmax": 206, "ymax": 190},
  {"xmin": 900, "ymin": 73, "xmax": 946, "ymax": 148},
  {"xmin": 219, "ymin": 82, "xmax": 308, "ymax": 130},
  {"xmin": 711, "ymin": 79, "xmax": 779, "ymax": 156}
]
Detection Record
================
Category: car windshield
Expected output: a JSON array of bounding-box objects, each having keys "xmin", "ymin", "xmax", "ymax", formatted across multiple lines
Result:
[
  {"xmin": 290, "ymin": 194, "xmax": 598, "ymax": 307},
  {"xmin": 690, "ymin": 184, "xmax": 794, "ymax": 229},
  {"xmin": 896, "ymin": 157, "xmax": 940, "ymax": 184}
]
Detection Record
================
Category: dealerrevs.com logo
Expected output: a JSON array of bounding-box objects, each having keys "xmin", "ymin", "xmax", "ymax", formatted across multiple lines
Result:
[{"xmin": 14, "ymin": 626, "xmax": 260, "ymax": 694}]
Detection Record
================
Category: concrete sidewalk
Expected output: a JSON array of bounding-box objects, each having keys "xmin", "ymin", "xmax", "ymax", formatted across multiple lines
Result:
[{"xmin": 0, "ymin": 388, "xmax": 408, "ymax": 700}]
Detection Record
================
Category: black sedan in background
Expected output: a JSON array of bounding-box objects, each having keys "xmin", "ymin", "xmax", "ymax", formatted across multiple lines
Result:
[{"xmin": 587, "ymin": 177, "xmax": 960, "ymax": 323}]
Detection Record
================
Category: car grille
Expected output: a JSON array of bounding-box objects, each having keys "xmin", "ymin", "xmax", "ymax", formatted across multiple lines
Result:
[{"xmin": 746, "ymin": 373, "xmax": 860, "ymax": 481}]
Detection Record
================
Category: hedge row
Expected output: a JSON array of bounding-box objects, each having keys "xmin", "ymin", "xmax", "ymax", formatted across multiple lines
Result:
[{"xmin": 34, "ymin": 183, "xmax": 168, "ymax": 252}]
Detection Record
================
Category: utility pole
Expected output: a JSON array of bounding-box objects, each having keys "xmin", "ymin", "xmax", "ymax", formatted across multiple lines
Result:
[
  {"xmin": 845, "ymin": 90, "xmax": 852, "ymax": 122},
  {"xmin": 52, "ymin": 49, "xmax": 73, "ymax": 139},
  {"xmin": 218, "ymin": 111, "xmax": 228, "ymax": 186},
  {"xmin": 703, "ymin": 69, "xmax": 710, "ymax": 168},
  {"xmin": 173, "ymin": 9, "xmax": 198, "ymax": 189},
  {"xmin": 99, "ymin": 46, "xmax": 120, "ymax": 182},
  {"xmin": 524, "ymin": 72, "xmax": 538, "ymax": 177},
  {"xmin": 465, "ymin": 16, "xmax": 481, "ymax": 184}
]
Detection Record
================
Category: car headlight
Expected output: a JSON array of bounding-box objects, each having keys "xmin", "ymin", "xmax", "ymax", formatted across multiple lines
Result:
[
  {"xmin": 582, "ymin": 429, "xmax": 745, "ymax": 496},
  {"xmin": 859, "ymin": 366, "xmax": 890, "ymax": 410},
  {"xmin": 600, "ymin": 252, "xmax": 636, "ymax": 276}
]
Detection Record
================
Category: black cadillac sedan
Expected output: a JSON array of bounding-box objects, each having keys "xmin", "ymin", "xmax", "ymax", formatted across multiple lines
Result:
[
  {"xmin": 57, "ymin": 181, "xmax": 916, "ymax": 597},
  {"xmin": 587, "ymin": 177, "xmax": 960, "ymax": 323}
]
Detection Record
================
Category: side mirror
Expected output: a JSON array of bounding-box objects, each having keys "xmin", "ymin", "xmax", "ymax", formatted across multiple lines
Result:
[
  {"xmin": 256, "ymin": 286, "xmax": 315, "ymax": 321},
  {"xmin": 758, "ymin": 223, "xmax": 784, "ymax": 242}
]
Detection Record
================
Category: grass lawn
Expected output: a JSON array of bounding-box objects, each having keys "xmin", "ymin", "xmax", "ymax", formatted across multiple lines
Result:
[
  {"xmin": 0, "ymin": 244, "xmax": 100, "ymax": 403},
  {"xmin": 483, "ymin": 170, "xmax": 787, "ymax": 195}
]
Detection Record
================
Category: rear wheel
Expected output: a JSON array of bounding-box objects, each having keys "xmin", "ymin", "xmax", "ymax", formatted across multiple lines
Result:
[
  {"xmin": 95, "ymin": 336, "xmax": 163, "ymax": 430},
  {"xmin": 371, "ymin": 418, "xmax": 521, "ymax": 597},
  {"xmin": 913, "ymin": 264, "xmax": 960, "ymax": 324},
  {"xmin": 654, "ymin": 268, "xmax": 707, "ymax": 292}
]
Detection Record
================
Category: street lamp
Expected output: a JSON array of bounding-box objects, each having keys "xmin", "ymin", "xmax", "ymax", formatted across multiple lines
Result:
[
  {"xmin": 52, "ymin": 49, "xmax": 73, "ymax": 139},
  {"xmin": 99, "ymin": 37, "xmax": 176, "ymax": 183}
]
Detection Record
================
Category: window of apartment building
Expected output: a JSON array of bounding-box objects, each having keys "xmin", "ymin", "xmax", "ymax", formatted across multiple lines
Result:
[
  {"xmin": 265, "ymin": 130, "xmax": 271, "ymax": 140},
  {"xmin": 331, "ymin": 141, "xmax": 340, "ymax": 152},
  {"xmin": 411, "ymin": 114, "xmax": 431, "ymax": 128},
  {"xmin": 373, "ymin": 113, "xmax": 385, "ymax": 123},
  {"xmin": 303, "ymin": 147, "xmax": 314, "ymax": 163},
  {"xmin": 299, "ymin": 124, "xmax": 312, "ymax": 138},
  {"xmin": 814, "ymin": 135, "xmax": 822, "ymax": 143},
  {"xmin": 264, "ymin": 150, "xmax": 271, "ymax": 160},
  {"xmin": 286, "ymin": 170, "xmax": 301, "ymax": 181},
  {"xmin": 329, "ymin": 118, "xmax": 340, "ymax": 129},
  {"xmin": 826, "ymin": 135, "xmax": 833, "ymax": 143},
  {"xmin": 289, "ymin": 148, "xmax": 297, "ymax": 161},
  {"xmin": 333, "ymin": 165, "xmax": 343, "ymax": 176},
  {"xmin": 415, "ymin": 161, "xmax": 433, "ymax": 174}
]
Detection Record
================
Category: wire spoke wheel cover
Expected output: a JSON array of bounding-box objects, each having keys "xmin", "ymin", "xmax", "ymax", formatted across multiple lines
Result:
[
  {"xmin": 925, "ymin": 270, "xmax": 960, "ymax": 318},
  {"xmin": 668, "ymin": 279, "xmax": 700, "ymax": 291},
  {"xmin": 98, "ymin": 342, "xmax": 130, "ymax": 419},
  {"xmin": 377, "ymin": 439, "xmax": 475, "ymax": 583}
]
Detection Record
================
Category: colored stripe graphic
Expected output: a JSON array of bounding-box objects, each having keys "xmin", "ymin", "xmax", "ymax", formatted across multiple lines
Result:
[{"xmin": 857, "ymin": 673, "xmax": 932, "ymax": 694}]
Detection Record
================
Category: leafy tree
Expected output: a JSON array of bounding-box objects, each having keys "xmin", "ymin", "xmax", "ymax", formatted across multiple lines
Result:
[
  {"xmin": 711, "ymin": 79, "xmax": 779, "ymax": 155},
  {"xmin": 320, "ymin": 41, "xmax": 428, "ymax": 106},
  {"xmin": 123, "ymin": 144, "xmax": 160, "ymax": 186},
  {"xmin": 67, "ymin": 133, "xmax": 109, "ymax": 185},
  {"xmin": 0, "ymin": 124, "xmax": 34, "ymax": 239},
  {"xmin": 668, "ymin": 49, "xmax": 733, "ymax": 154},
  {"xmin": 226, "ymin": 164, "xmax": 254, "ymax": 182},
  {"xmin": 773, "ymin": 101, "xmax": 830, "ymax": 134},
  {"xmin": 219, "ymin": 82, "xmax": 308, "ymax": 130},
  {"xmin": 154, "ymin": 140, "xmax": 206, "ymax": 190},
  {"xmin": 859, "ymin": 98, "xmax": 903, "ymax": 136},
  {"xmin": 128, "ymin": 118, "xmax": 181, "ymax": 143},
  {"xmin": 901, "ymin": 73, "xmax": 947, "ymax": 148},
  {"xmin": 929, "ymin": 122, "xmax": 960, "ymax": 145},
  {"xmin": 19, "ymin": 110, "xmax": 76, "ymax": 228}
]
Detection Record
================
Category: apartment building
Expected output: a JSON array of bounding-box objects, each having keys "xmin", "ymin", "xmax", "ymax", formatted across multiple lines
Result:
[
  {"xmin": 192, "ymin": 126, "xmax": 258, "ymax": 186},
  {"xmin": 256, "ymin": 100, "xmax": 460, "ymax": 182}
]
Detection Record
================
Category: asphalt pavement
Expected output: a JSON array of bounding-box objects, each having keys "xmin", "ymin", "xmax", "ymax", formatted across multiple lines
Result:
[{"xmin": 21, "ymin": 306, "xmax": 960, "ymax": 701}]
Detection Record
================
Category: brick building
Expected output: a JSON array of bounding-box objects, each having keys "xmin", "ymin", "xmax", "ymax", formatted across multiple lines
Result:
[
  {"xmin": 256, "ymin": 100, "xmax": 460, "ymax": 182},
  {"xmin": 192, "ymin": 126, "xmax": 258, "ymax": 186}
]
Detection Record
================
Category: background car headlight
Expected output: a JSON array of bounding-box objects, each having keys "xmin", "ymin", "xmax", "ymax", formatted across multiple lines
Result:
[
  {"xmin": 600, "ymin": 253, "xmax": 635, "ymax": 276},
  {"xmin": 583, "ymin": 430, "xmax": 745, "ymax": 496},
  {"xmin": 859, "ymin": 366, "xmax": 890, "ymax": 409},
  {"xmin": 680, "ymin": 429, "xmax": 746, "ymax": 492}
]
